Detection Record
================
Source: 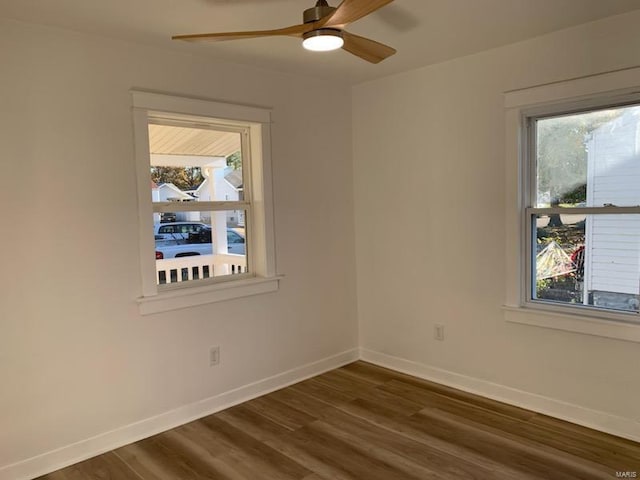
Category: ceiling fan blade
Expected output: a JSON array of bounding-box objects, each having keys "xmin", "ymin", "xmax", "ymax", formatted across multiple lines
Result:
[
  {"xmin": 321, "ymin": 0, "xmax": 395, "ymax": 27},
  {"xmin": 172, "ymin": 23, "xmax": 310, "ymax": 42},
  {"xmin": 341, "ymin": 31, "xmax": 396, "ymax": 64}
]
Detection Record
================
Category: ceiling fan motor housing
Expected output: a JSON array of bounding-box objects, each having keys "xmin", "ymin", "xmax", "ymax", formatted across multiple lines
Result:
[{"xmin": 303, "ymin": 1, "xmax": 336, "ymax": 24}]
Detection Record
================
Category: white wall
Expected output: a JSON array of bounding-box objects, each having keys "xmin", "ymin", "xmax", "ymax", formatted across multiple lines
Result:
[
  {"xmin": 354, "ymin": 11, "xmax": 640, "ymax": 437},
  {"xmin": 0, "ymin": 19, "xmax": 357, "ymax": 477},
  {"xmin": 5, "ymin": 7, "xmax": 640, "ymax": 478}
]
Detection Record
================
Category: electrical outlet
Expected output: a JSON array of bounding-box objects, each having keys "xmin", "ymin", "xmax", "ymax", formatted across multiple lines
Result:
[
  {"xmin": 434, "ymin": 324, "xmax": 445, "ymax": 341},
  {"xmin": 209, "ymin": 346, "xmax": 220, "ymax": 366}
]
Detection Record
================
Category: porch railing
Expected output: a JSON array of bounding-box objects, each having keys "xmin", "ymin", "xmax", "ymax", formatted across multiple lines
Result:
[{"xmin": 156, "ymin": 254, "xmax": 247, "ymax": 285}]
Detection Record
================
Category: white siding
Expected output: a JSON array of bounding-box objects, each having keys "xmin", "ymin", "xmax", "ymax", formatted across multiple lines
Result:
[
  {"xmin": 196, "ymin": 170, "xmax": 244, "ymax": 226},
  {"xmin": 585, "ymin": 112, "xmax": 640, "ymax": 296}
]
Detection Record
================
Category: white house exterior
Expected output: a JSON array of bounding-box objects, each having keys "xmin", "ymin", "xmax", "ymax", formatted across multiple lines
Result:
[
  {"xmin": 584, "ymin": 108, "xmax": 640, "ymax": 310},
  {"xmin": 153, "ymin": 182, "xmax": 196, "ymax": 223},
  {"xmin": 156, "ymin": 182, "xmax": 194, "ymax": 202},
  {"xmin": 151, "ymin": 153, "xmax": 244, "ymax": 255},
  {"xmin": 194, "ymin": 166, "xmax": 245, "ymax": 226}
]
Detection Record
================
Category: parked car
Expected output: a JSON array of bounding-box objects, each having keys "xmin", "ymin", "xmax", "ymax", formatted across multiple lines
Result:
[
  {"xmin": 226, "ymin": 228, "xmax": 246, "ymax": 255},
  {"xmin": 155, "ymin": 243, "xmax": 213, "ymax": 259},
  {"xmin": 159, "ymin": 212, "xmax": 177, "ymax": 223},
  {"xmin": 155, "ymin": 226, "xmax": 246, "ymax": 258},
  {"xmin": 184, "ymin": 226, "xmax": 246, "ymax": 255},
  {"xmin": 154, "ymin": 222, "xmax": 209, "ymax": 244}
]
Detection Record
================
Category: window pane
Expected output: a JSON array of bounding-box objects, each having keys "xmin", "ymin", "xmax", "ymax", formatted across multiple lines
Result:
[
  {"xmin": 154, "ymin": 210, "xmax": 247, "ymax": 286},
  {"xmin": 149, "ymin": 123, "xmax": 243, "ymax": 203},
  {"xmin": 534, "ymin": 213, "xmax": 640, "ymax": 313},
  {"xmin": 536, "ymin": 104, "xmax": 640, "ymax": 208},
  {"xmin": 534, "ymin": 213, "xmax": 586, "ymax": 304}
]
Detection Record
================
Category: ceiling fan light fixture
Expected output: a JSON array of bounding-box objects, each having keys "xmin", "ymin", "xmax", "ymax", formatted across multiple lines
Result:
[
  {"xmin": 173, "ymin": 0, "xmax": 397, "ymax": 64},
  {"xmin": 302, "ymin": 28, "xmax": 344, "ymax": 52}
]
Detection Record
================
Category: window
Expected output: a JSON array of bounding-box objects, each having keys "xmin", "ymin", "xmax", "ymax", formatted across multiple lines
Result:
[
  {"xmin": 148, "ymin": 120, "xmax": 250, "ymax": 283},
  {"xmin": 131, "ymin": 92, "xmax": 278, "ymax": 314},
  {"xmin": 503, "ymin": 67, "xmax": 640, "ymax": 343},
  {"xmin": 526, "ymin": 102, "xmax": 640, "ymax": 318}
]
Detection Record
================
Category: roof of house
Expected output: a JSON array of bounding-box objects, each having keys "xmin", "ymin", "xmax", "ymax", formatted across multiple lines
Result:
[
  {"xmin": 158, "ymin": 182, "xmax": 194, "ymax": 200},
  {"xmin": 224, "ymin": 168, "xmax": 243, "ymax": 189}
]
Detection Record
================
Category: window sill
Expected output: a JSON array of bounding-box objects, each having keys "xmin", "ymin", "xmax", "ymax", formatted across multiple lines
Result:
[
  {"xmin": 503, "ymin": 305, "xmax": 640, "ymax": 343},
  {"xmin": 138, "ymin": 276, "xmax": 282, "ymax": 315}
]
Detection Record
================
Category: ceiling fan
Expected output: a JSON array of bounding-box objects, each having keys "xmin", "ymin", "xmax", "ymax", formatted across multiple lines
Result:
[{"xmin": 172, "ymin": 0, "xmax": 396, "ymax": 64}]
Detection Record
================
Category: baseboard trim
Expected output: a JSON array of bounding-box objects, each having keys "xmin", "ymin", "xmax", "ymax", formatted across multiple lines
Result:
[
  {"xmin": 360, "ymin": 348, "xmax": 640, "ymax": 443},
  {"xmin": 1, "ymin": 348, "xmax": 359, "ymax": 480}
]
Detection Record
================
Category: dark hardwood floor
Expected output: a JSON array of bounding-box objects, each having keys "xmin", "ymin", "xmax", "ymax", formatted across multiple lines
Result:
[{"xmin": 39, "ymin": 361, "xmax": 640, "ymax": 479}]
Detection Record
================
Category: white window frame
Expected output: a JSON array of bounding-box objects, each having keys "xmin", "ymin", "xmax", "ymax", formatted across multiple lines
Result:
[
  {"xmin": 131, "ymin": 91, "xmax": 280, "ymax": 315},
  {"xmin": 503, "ymin": 67, "xmax": 640, "ymax": 343}
]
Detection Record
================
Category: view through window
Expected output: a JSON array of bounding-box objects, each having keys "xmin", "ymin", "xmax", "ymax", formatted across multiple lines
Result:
[
  {"xmin": 530, "ymin": 103, "xmax": 640, "ymax": 315},
  {"xmin": 149, "ymin": 120, "xmax": 250, "ymax": 286}
]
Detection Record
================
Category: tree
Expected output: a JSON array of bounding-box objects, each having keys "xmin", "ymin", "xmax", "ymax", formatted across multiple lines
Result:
[
  {"xmin": 226, "ymin": 151, "xmax": 242, "ymax": 170},
  {"xmin": 151, "ymin": 166, "xmax": 204, "ymax": 190},
  {"xmin": 537, "ymin": 110, "xmax": 619, "ymax": 226},
  {"xmin": 151, "ymin": 151, "xmax": 241, "ymax": 192}
]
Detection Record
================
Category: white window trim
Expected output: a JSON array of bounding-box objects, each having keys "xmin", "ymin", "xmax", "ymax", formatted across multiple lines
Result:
[
  {"xmin": 503, "ymin": 67, "xmax": 640, "ymax": 343},
  {"xmin": 131, "ymin": 91, "xmax": 280, "ymax": 315}
]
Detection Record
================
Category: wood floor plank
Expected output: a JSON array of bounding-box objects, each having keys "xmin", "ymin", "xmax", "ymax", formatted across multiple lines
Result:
[
  {"xmin": 288, "ymin": 376, "xmax": 357, "ymax": 406},
  {"xmin": 171, "ymin": 420, "xmax": 242, "ymax": 458},
  {"xmin": 115, "ymin": 433, "xmax": 235, "ymax": 480},
  {"xmin": 284, "ymin": 421, "xmax": 425, "ymax": 480},
  {"xmin": 261, "ymin": 430, "xmax": 357, "ymax": 480},
  {"xmin": 412, "ymin": 407, "xmax": 610, "ymax": 480},
  {"xmin": 38, "ymin": 361, "xmax": 640, "ymax": 480},
  {"xmin": 311, "ymin": 368, "xmax": 381, "ymax": 395},
  {"xmin": 198, "ymin": 416, "xmax": 312, "ymax": 479},
  {"xmin": 430, "ymin": 401, "xmax": 619, "ymax": 472},
  {"xmin": 340, "ymin": 361, "xmax": 432, "ymax": 386},
  {"xmin": 241, "ymin": 392, "xmax": 317, "ymax": 430},
  {"xmin": 529, "ymin": 412, "xmax": 640, "ymax": 455},
  {"xmin": 440, "ymin": 402, "xmax": 640, "ymax": 471},
  {"xmin": 334, "ymin": 396, "xmax": 540, "ymax": 479},
  {"xmin": 316, "ymin": 404, "xmax": 502, "ymax": 479},
  {"xmin": 378, "ymin": 379, "xmax": 631, "ymax": 472},
  {"xmin": 215, "ymin": 403, "xmax": 294, "ymax": 443},
  {"xmin": 354, "ymin": 383, "xmax": 428, "ymax": 416},
  {"xmin": 267, "ymin": 384, "xmax": 341, "ymax": 418},
  {"xmin": 215, "ymin": 447, "xmax": 308, "ymax": 480},
  {"xmin": 36, "ymin": 472, "xmax": 68, "ymax": 480},
  {"xmin": 309, "ymin": 420, "xmax": 443, "ymax": 479},
  {"xmin": 37, "ymin": 452, "xmax": 142, "ymax": 480},
  {"xmin": 380, "ymin": 378, "xmax": 537, "ymax": 421}
]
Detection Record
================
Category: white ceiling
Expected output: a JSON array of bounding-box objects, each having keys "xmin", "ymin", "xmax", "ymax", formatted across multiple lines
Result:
[{"xmin": 2, "ymin": 0, "xmax": 640, "ymax": 85}]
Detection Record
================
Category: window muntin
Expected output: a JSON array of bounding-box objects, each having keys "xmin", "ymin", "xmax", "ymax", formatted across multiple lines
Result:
[{"xmin": 527, "ymin": 102, "xmax": 640, "ymax": 317}]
